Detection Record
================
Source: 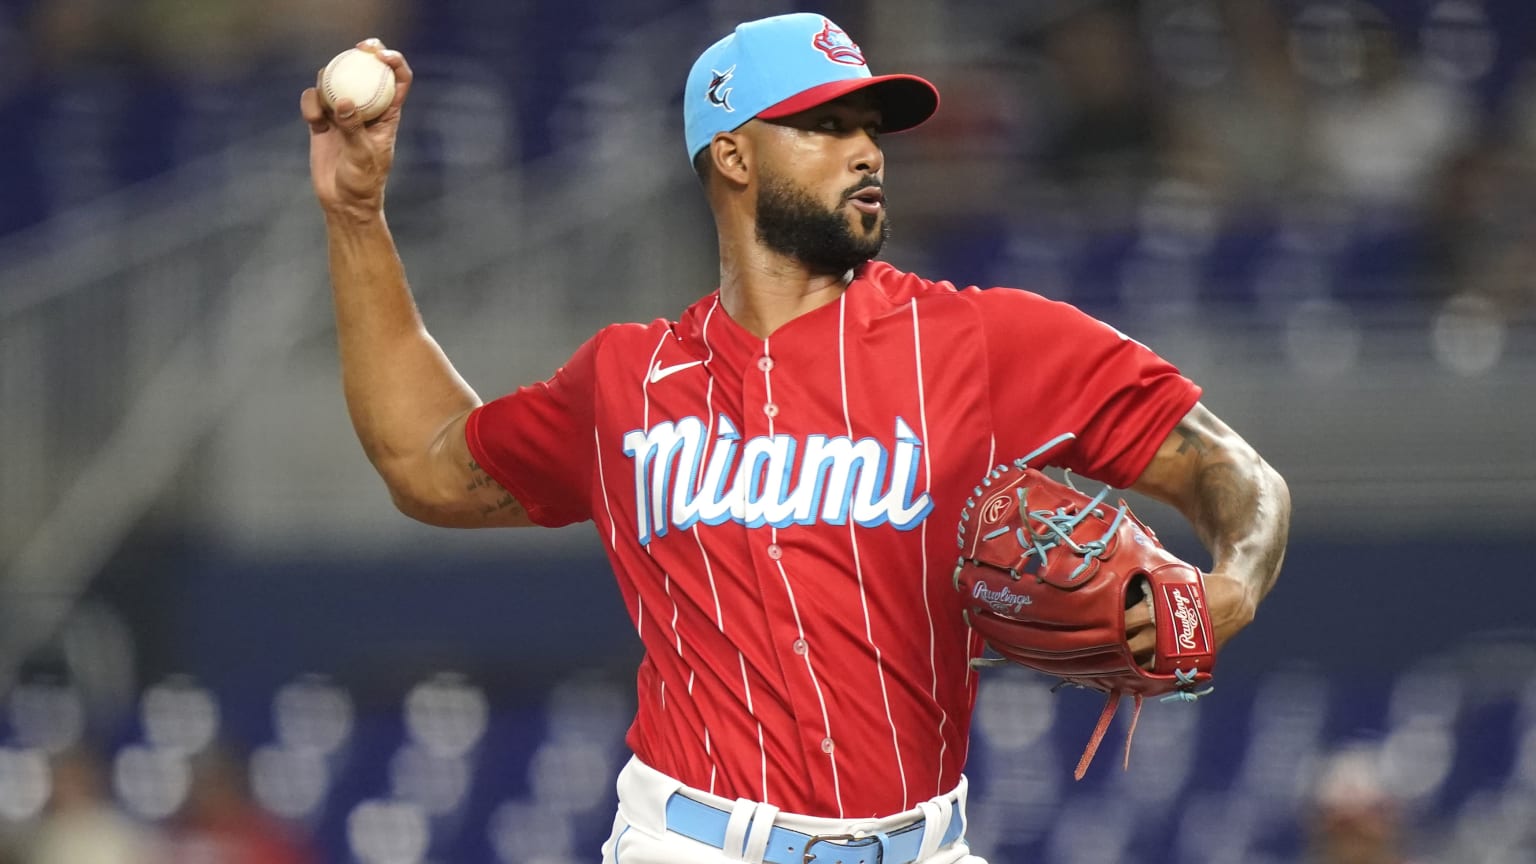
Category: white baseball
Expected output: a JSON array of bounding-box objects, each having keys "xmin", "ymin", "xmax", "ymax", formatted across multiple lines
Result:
[{"xmin": 320, "ymin": 48, "xmax": 397, "ymax": 122}]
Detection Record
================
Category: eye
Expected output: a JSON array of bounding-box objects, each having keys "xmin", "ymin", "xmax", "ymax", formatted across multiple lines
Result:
[{"xmin": 816, "ymin": 116, "xmax": 843, "ymax": 132}]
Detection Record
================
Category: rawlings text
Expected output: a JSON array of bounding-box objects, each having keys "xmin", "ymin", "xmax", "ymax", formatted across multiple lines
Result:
[
  {"xmin": 971, "ymin": 581, "xmax": 1033, "ymax": 614},
  {"xmin": 1166, "ymin": 585, "xmax": 1208, "ymax": 653}
]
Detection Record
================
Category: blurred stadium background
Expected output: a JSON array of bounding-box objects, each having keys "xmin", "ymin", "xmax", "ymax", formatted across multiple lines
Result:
[{"xmin": 1, "ymin": 0, "xmax": 1534, "ymax": 862}]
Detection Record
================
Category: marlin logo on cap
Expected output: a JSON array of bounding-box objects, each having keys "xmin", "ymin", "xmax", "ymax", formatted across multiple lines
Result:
[
  {"xmin": 813, "ymin": 18, "xmax": 866, "ymax": 66},
  {"xmin": 706, "ymin": 65, "xmax": 735, "ymax": 112}
]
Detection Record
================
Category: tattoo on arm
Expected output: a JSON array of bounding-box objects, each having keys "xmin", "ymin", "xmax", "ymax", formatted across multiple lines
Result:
[
  {"xmin": 466, "ymin": 459, "xmax": 521, "ymax": 517},
  {"xmin": 481, "ymin": 492, "xmax": 517, "ymax": 516},
  {"xmin": 1176, "ymin": 427, "xmax": 1209, "ymax": 456},
  {"xmin": 465, "ymin": 459, "xmax": 491, "ymax": 492},
  {"xmin": 1164, "ymin": 411, "xmax": 1291, "ymax": 600}
]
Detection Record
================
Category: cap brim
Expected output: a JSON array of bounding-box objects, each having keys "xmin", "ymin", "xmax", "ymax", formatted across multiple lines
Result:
[{"xmin": 755, "ymin": 74, "xmax": 939, "ymax": 134}]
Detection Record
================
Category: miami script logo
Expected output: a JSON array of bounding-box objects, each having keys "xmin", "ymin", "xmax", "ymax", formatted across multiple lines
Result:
[{"xmin": 621, "ymin": 415, "xmax": 932, "ymax": 544}]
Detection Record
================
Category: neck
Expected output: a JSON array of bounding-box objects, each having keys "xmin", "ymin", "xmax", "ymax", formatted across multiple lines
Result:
[{"xmin": 715, "ymin": 231, "xmax": 855, "ymax": 339}]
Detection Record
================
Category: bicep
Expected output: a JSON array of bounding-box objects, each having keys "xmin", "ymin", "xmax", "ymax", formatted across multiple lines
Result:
[
  {"xmin": 406, "ymin": 409, "xmax": 535, "ymax": 528},
  {"xmin": 1130, "ymin": 401, "xmax": 1249, "ymax": 514}
]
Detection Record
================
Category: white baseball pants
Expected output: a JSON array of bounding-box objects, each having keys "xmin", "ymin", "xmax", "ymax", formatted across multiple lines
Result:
[{"xmin": 599, "ymin": 755, "xmax": 987, "ymax": 864}]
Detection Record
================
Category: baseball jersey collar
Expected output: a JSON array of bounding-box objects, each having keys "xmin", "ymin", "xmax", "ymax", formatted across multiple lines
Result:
[{"xmin": 677, "ymin": 263, "xmax": 893, "ymax": 368}]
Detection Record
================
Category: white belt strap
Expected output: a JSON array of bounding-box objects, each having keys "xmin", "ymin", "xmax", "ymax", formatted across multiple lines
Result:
[
  {"xmin": 743, "ymin": 801, "xmax": 780, "ymax": 864},
  {"xmin": 914, "ymin": 793, "xmax": 954, "ymax": 860},
  {"xmin": 724, "ymin": 798, "xmax": 756, "ymax": 860}
]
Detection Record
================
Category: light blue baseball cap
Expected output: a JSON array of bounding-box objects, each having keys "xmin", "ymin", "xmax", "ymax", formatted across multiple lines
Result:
[{"xmin": 684, "ymin": 13, "xmax": 940, "ymax": 162}]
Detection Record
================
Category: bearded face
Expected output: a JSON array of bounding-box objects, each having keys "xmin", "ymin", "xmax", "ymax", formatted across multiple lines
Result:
[{"xmin": 754, "ymin": 165, "xmax": 888, "ymax": 276}]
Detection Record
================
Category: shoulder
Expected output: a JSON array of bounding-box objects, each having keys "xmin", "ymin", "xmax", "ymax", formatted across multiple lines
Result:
[
  {"xmin": 592, "ymin": 318, "xmax": 669, "ymax": 342},
  {"xmin": 862, "ymin": 261, "xmax": 1073, "ymax": 321},
  {"xmin": 586, "ymin": 318, "xmax": 680, "ymax": 357},
  {"xmin": 860, "ymin": 260, "xmax": 962, "ymax": 304},
  {"xmin": 540, "ymin": 320, "xmax": 677, "ymax": 390},
  {"xmin": 963, "ymin": 286, "xmax": 1093, "ymax": 330}
]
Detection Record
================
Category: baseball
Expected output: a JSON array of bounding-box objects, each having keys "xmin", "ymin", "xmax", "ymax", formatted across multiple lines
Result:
[{"xmin": 320, "ymin": 48, "xmax": 396, "ymax": 122}]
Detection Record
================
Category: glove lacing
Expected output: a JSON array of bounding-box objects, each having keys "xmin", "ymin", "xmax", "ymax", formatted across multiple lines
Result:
[
  {"xmin": 1066, "ymin": 667, "xmax": 1213, "ymax": 780},
  {"xmin": 960, "ymin": 434, "xmax": 1214, "ymax": 780},
  {"xmin": 963, "ymin": 457, "xmax": 1143, "ymax": 779},
  {"xmin": 1013, "ymin": 481, "xmax": 1129, "ymax": 583}
]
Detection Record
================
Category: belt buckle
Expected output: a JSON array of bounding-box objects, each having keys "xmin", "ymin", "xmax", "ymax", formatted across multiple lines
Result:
[{"xmin": 803, "ymin": 832, "xmax": 884, "ymax": 864}]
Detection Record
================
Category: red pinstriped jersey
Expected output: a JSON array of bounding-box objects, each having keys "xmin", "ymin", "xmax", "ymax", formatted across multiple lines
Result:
[{"xmin": 466, "ymin": 261, "xmax": 1200, "ymax": 818}]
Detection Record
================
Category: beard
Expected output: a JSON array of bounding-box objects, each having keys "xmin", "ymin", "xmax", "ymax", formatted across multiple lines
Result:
[{"xmin": 755, "ymin": 172, "xmax": 889, "ymax": 275}]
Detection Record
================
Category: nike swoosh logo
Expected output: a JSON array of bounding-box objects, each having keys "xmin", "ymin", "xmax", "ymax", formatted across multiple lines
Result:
[{"xmin": 649, "ymin": 360, "xmax": 703, "ymax": 383}]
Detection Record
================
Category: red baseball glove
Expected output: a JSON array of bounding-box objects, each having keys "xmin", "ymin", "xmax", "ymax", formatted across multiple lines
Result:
[{"xmin": 953, "ymin": 439, "xmax": 1216, "ymax": 779}]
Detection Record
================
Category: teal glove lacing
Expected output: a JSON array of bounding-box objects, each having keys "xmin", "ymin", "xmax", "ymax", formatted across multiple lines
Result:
[
  {"xmin": 960, "ymin": 430, "xmax": 1130, "ymax": 585},
  {"xmin": 1012, "ymin": 482, "xmax": 1129, "ymax": 583},
  {"xmin": 1161, "ymin": 668, "xmax": 1215, "ymax": 702}
]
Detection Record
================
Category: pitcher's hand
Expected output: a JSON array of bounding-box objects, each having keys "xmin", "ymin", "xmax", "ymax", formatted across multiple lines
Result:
[{"xmin": 300, "ymin": 38, "xmax": 413, "ymax": 219}]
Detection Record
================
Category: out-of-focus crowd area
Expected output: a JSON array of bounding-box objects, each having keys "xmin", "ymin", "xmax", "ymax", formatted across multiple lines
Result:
[
  {"xmin": 1, "ymin": 646, "xmax": 1535, "ymax": 864},
  {"xmin": 4, "ymin": 0, "xmax": 1536, "ymax": 332},
  {"xmin": 0, "ymin": 1, "xmax": 1534, "ymax": 863}
]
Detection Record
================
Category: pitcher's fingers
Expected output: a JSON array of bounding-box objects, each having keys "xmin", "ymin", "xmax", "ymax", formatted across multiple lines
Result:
[
  {"xmin": 1129, "ymin": 632, "xmax": 1155, "ymax": 666},
  {"xmin": 300, "ymin": 88, "xmax": 330, "ymax": 133},
  {"xmin": 1125, "ymin": 601, "xmax": 1152, "ymax": 634},
  {"xmin": 375, "ymin": 48, "xmax": 413, "ymax": 107},
  {"xmin": 309, "ymin": 66, "xmax": 361, "ymax": 119},
  {"xmin": 347, "ymin": 39, "xmax": 412, "ymax": 115},
  {"xmin": 329, "ymin": 96, "xmax": 367, "ymax": 139}
]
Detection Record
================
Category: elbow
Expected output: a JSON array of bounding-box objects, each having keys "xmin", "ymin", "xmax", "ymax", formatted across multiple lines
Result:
[
  {"xmin": 382, "ymin": 475, "xmax": 436, "ymax": 524},
  {"xmin": 372, "ymin": 455, "xmax": 454, "ymax": 526},
  {"xmin": 387, "ymin": 482, "xmax": 474, "ymax": 528},
  {"xmin": 378, "ymin": 453, "xmax": 506, "ymax": 528},
  {"xmin": 1227, "ymin": 434, "xmax": 1290, "ymax": 530},
  {"xmin": 1259, "ymin": 458, "xmax": 1292, "ymax": 594},
  {"xmin": 1263, "ymin": 458, "xmax": 1292, "ymax": 528},
  {"xmin": 388, "ymin": 485, "xmax": 442, "ymax": 525}
]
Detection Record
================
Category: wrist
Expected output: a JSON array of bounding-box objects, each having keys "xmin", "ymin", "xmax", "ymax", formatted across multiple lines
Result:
[
  {"xmin": 323, "ymin": 202, "xmax": 386, "ymax": 228},
  {"xmin": 1205, "ymin": 567, "xmax": 1259, "ymax": 624}
]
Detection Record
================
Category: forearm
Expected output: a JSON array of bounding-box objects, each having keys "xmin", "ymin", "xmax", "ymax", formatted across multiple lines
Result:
[
  {"xmin": 1135, "ymin": 404, "xmax": 1292, "ymax": 629},
  {"xmin": 325, "ymin": 211, "xmax": 480, "ymax": 494},
  {"xmin": 1179, "ymin": 430, "xmax": 1291, "ymax": 611}
]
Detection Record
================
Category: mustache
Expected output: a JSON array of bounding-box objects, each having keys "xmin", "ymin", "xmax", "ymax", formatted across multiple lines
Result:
[{"xmin": 842, "ymin": 176, "xmax": 884, "ymax": 200}]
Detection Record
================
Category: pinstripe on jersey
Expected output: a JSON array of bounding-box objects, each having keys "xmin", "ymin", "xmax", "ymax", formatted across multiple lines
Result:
[{"xmin": 466, "ymin": 261, "xmax": 1201, "ymax": 817}]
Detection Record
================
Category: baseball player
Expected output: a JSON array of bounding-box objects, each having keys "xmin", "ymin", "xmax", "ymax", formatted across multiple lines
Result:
[{"xmin": 300, "ymin": 13, "xmax": 1290, "ymax": 864}]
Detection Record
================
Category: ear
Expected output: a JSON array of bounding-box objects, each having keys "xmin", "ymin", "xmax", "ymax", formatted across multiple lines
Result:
[{"xmin": 708, "ymin": 131, "xmax": 751, "ymax": 188}]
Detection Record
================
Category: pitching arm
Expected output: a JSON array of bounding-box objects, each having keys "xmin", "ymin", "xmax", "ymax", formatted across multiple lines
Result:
[{"xmin": 301, "ymin": 41, "xmax": 532, "ymax": 528}]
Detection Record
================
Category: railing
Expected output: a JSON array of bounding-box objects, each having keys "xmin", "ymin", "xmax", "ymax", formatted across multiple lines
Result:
[{"xmin": 0, "ymin": 21, "xmax": 703, "ymax": 686}]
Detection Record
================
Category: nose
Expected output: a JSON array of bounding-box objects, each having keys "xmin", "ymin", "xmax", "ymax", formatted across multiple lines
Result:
[{"xmin": 851, "ymin": 130, "xmax": 883, "ymax": 176}]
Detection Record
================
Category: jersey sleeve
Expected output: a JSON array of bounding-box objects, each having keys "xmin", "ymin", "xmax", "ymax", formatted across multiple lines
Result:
[
  {"xmin": 977, "ymin": 289, "xmax": 1201, "ymax": 488},
  {"xmin": 463, "ymin": 330, "xmax": 603, "ymax": 527}
]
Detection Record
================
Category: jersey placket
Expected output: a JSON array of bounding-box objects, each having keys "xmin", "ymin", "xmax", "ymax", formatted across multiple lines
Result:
[{"xmin": 738, "ymin": 335, "xmax": 845, "ymax": 813}]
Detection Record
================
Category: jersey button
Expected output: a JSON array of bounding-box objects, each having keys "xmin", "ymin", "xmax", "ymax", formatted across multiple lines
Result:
[
  {"xmin": 763, "ymin": 402, "xmax": 779, "ymax": 418},
  {"xmin": 757, "ymin": 356, "xmax": 775, "ymax": 372},
  {"xmin": 792, "ymin": 639, "xmax": 807, "ymax": 656},
  {"xmin": 766, "ymin": 544, "xmax": 783, "ymax": 561},
  {"xmin": 820, "ymin": 737, "xmax": 835, "ymax": 754}
]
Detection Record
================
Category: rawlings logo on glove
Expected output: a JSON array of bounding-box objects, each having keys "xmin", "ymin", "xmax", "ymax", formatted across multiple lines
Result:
[{"xmin": 953, "ymin": 434, "xmax": 1215, "ymax": 779}]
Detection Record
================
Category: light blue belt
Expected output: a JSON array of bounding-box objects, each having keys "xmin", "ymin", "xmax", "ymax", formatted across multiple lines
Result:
[{"xmin": 663, "ymin": 792, "xmax": 965, "ymax": 864}]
